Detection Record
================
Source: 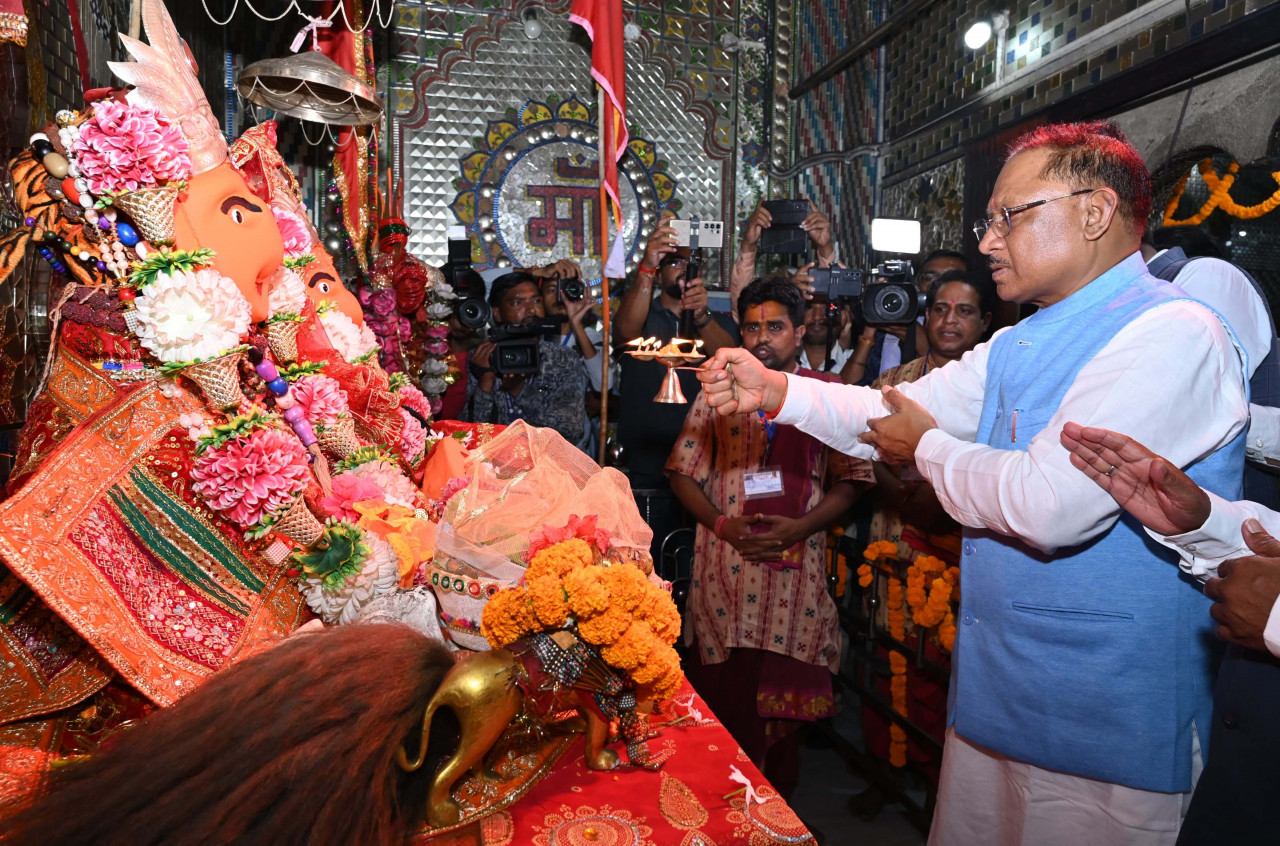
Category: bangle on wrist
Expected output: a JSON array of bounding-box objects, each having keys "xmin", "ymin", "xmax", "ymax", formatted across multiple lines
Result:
[
  {"xmin": 693, "ymin": 309, "xmax": 712, "ymax": 329},
  {"xmin": 714, "ymin": 514, "xmax": 729, "ymax": 539},
  {"xmin": 637, "ymin": 265, "xmax": 657, "ymax": 277}
]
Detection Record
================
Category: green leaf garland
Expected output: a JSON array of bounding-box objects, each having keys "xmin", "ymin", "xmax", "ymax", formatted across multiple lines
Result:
[{"xmin": 127, "ymin": 247, "xmax": 217, "ymax": 289}]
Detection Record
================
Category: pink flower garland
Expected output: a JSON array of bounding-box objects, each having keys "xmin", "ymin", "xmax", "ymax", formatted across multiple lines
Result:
[
  {"xmin": 397, "ymin": 383, "xmax": 432, "ymax": 419},
  {"xmin": 191, "ymin": 428, "xmax": 310, "ymax": 527},
  {"xmin": 399, "ymin": 409, "xmax": 427, "ymax": 460},
  {"xmin": 74, "ymin": 101, "xmax": 191, "ymax": 196},
  {"xmin": 317, "ymin": 473, "xmax": 385, "ymax": 522},
  {"xmin": 526, "ymin": 515, "xmax": 613, "ymax": 562},
  {"xmin": 292, "ymin": 374, "xmax": 350, "ymax": 428},
  {"xmin": 272, "ymin": 207, "xmax": 313, "ymax": 258}
]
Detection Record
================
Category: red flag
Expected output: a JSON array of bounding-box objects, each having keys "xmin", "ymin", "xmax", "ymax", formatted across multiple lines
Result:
[{"xmin": 570, "ymin": 0, "xmax": 627, "ymax": 271}]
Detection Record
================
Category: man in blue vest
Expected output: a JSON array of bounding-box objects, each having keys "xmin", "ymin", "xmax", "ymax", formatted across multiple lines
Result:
[{"xmin": 695, "ymin": 121, "xmax": 1250, "ymax": 845}]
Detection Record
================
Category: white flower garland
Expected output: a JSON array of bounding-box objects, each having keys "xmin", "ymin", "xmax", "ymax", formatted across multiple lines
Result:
[
  {"xmin": 133, "ymin": 268, "xmax": 252, "ymax": 362},
  {"xmin": 301, "ymin": 530, "xmax": 399, "ymax": 625}
]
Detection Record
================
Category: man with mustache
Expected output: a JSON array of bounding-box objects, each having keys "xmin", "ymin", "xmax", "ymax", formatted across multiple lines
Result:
[
  {"xmin": 693, "ymin": 122, "xmax": 1252, "ymax": 845},
  {"xmin": 666, "ymin": 275, "xmax": 864, "ymax": 801}
]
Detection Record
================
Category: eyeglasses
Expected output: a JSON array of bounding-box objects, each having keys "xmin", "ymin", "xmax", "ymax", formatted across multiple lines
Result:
[
  {"xmin": 660, "ymin": 257, "xmax": 688, "ymax": 269},
  {"xmin": 972, "ymin": 188, "xmax": 1096, "ymax": 241}
]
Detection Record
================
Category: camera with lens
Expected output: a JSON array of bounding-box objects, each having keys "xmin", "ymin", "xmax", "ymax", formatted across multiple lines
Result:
[
  {"xmin": 441, "ymin": 227, "xmax": 491, "ymax": 329},
  {"xmin": 862, "ymin": 261, "xmax": 926, "ymax": 325},
  {"xmin": 807, "ymin": 260, "xmax": 925, "ymax": 326},
  {"xmin": 558, "ymin": 276, "xmax": 586, "ymax": 302},
  {"xmin": 486, "ymin": 317, "xmax": 560, "ymax": 376}
]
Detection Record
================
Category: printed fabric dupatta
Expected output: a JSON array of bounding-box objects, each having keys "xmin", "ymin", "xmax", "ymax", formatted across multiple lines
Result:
[{"xmin": 0, "ymin": 361, "xmax": 306, "ymax": 721}]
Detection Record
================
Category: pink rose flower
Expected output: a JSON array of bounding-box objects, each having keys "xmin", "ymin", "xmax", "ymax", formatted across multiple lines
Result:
[
  {"xmin": 272, "ymin": 207, "xmax": 313, "ymax": 258},
  {"xmin": 397, "ymin": 383, "xmax": 432, "ymax": 418},
  {"xmin": 74, "ymin": 101, "xmax": 191, "ymax": 196},
  {"xmin": 191, "ymin": 428, "xmax": 310, "ymax": 527},
  {"xmin": 426, "ymin": 324, "xmax": 450, "ymax": 340},
  {"xmin": 399, "ymin": 409, "xmax": 427, "ymax": 460},
  {"xmin": 292, "ymin": 374, "xmax": 350, "ymax": 428},
  {"xmin": 317, "ymin": 473, "xmax": 385, "ymax": 521}
]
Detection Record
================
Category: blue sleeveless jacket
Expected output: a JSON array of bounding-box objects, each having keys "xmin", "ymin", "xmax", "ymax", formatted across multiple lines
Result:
[{"xmin": 950, "ymin": 253, "xmax": 1246, "ymax": 793}]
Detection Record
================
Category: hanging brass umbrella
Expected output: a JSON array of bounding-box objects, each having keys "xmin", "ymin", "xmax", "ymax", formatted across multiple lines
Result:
[{"xmin": 236, "ymin": 50, "xmax": 383, "ymax": 127}]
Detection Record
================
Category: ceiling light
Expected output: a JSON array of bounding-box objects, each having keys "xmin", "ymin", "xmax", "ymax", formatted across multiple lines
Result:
[
  {"xmin": 964, "ymin": 20, "xmax": 993, "ymax": 49},
  {"xmin": 522, "ymin": 8, "xmax": 542, "ymax": 39}
]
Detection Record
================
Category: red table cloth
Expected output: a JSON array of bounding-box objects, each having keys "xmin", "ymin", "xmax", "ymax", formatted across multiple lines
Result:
[{"xmin": 420, "ymin": 682, "xmax": 815, "ymax": 845}]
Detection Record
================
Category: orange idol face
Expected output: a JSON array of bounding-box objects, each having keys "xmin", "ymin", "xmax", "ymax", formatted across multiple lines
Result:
[
  {"xmin": 302, "ymin": 248, "xmax": 365, "ymax": 326},
  {"xmin": 174, "ymin": 164, "xmax": 285, "ymax": 321}
]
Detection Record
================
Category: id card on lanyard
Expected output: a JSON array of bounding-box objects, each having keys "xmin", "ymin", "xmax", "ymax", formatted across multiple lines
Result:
[{"xmin": 743, "ymin": 410, "xmax": 785, "ymax": 500}]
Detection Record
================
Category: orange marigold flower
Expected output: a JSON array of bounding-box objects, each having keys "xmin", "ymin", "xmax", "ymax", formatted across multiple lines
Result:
[
  {"xmin": 857, "ymin": 563, "xmax": 873, "ymax": 588},
  {"xmin": 600, "ymin": 621, "xmax": 658, "ymax": 670},
  {"xmin": 526, "ymin": 537, "xmax": 593, "ymax": 583},
  {"xmin": 632, "ymin": 641, "xmax": 680, "ymax": 685},
  {"xmin": 527, "ymin": 575, "xmax": 569, "ymax": 628},
  {"xmin": 563, "ymin": 567, "xmax": 609, "ymax": 618},
  {"xmin": 863, "ymin": 540, "xmax": 899, "ymax": 561},
  {"xmin": 577, "ymin": 604, "xmax": 632, "ymax": 646},
  {"xmin": 640, "ymin": 588, "xmax": 682, "ymax": 646},
  {"xmin": 650, "ymin": 664, "xmax": 685, "ymax": 701},
  {"xmin": 480, "ymin": 587, "xmax": 537, "ymax": 648},
  {"xmin": 601, "ymin": 564, "xmax": 648, "ymax": 612}
]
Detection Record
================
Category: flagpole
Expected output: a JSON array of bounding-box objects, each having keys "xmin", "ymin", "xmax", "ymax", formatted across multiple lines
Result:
[{"xmin": 597, "ymin": 83, "xmax": 611, "ymax": 467}]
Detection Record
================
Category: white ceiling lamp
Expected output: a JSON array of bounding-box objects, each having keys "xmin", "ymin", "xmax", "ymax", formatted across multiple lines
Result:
[
  {"xmin": 522, "ymin": 7, "xmax": 542, "ymax": 39},
  {"xmin": 963, "ymin": 10, "xmax": 1009, "ymax": 51},
  {"xmin": 964, "ymin": 20, "xmax": 993, "ymax": 49}
]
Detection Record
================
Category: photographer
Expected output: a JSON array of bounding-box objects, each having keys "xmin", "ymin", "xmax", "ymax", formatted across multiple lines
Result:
[
  {"xmin": 729, "ymin": 199, "xmax": 837, "ymax": 319},
  {"xmin": 613, "ymin": 218, "xmax": 738, "ymax": 561},
  {"xmin": 538, "ymin": 262, "xmax": 612, "ymax": 394},
  {"xmin": 463, "ymin": 272, "xmax": 587, "ymax": 447}
]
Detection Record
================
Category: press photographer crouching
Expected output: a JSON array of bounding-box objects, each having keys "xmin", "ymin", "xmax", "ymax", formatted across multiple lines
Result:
[{"xmin": 463, "ymin": 271, "xmax": 588, "ymax": 447}]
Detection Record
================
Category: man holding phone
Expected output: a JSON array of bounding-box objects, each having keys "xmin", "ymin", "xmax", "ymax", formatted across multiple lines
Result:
[{"xmin": 614, "ymin": 217, "xmax": 739, "ymax": 562}]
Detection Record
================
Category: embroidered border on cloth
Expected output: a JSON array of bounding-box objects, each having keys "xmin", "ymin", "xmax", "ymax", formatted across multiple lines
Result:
[{"xmin": 0, "ymin": 380, "xmax": 306, "ymax": 707}]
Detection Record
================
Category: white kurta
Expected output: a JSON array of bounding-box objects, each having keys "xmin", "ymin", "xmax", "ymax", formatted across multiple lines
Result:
[{"xmin": 770, "ymin": 283, "xmax": 1248, "ymax": 843}]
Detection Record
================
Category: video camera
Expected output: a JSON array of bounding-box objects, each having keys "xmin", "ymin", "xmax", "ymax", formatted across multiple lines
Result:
[
  {"xmin": 486, "ymin": 317, "xmax": 560, "ymax": 376},
  {"xmin": 809, "ymin": 260, "xmax": 925, "ymax": 326},
  {"xmin": 441, "ymin": 227, "xmax": 491, "ymax": 330},
  {"xmin": 797, "ymin": 218, "xmax": 925, "ymax": 326}
]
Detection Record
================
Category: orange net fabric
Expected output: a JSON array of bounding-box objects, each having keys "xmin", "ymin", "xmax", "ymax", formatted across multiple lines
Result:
[
  {"xmin": 427, "ymin": 423, "xmax": 653, "ymax": 651},
  {"xmin": 443, "ymin": 421, "xmax": 653, "ymax": 566}
]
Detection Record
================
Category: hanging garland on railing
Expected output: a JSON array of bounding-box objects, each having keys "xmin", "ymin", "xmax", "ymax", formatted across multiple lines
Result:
[{"xmin": 1163, "ymin": 159, "xmax": 1280, "ymax": 226}]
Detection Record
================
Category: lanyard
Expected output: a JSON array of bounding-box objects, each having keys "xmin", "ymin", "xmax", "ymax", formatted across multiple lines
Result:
[{"xmin": 757, "ymin": 410, "xmax": 777, "ymax": 464}]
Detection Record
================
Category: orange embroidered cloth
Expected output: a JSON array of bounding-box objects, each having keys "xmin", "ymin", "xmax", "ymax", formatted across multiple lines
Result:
[{"xmin": 419, "ymin": 681, "xmax": 814, "ymax": 845}]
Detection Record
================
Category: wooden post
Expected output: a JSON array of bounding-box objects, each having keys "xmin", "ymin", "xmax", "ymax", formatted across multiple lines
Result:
[{"xmin": 597, "ymin": 84, "xmax": 611, "ymax": 467}]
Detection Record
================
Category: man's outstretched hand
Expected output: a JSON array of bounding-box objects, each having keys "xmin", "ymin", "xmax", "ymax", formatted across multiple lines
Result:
[
  {"xmin": 696, "ymin": 348, "xmax": 788, "ymax": 416},
  {"xmin": 1059, "ymin": 422, "xmax": 1210, "ymax": 536}
]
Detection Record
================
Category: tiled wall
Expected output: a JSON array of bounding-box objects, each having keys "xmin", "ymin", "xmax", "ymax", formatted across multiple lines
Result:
[
  {"xmin": 390, "ymin": 0, "xmax": 788, "ymax": 280},
  {"xmin": 788, "ymin": 0, "xmax": 1279, "ymax": 267},
  {"xmin": 880, "ymin": 0, "xmax": 1274, "ymax": 182}
]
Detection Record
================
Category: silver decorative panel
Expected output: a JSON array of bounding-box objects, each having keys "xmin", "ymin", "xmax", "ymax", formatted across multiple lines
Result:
[
  {"xmin": 394, "ymin": 6, "xmax": 732, "ymax": 284},
  {"xmin": 881, "ymin": 157, "xmax": 966, "ymax": 255}
]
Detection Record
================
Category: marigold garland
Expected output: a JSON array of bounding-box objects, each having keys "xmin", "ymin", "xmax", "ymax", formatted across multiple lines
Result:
[
  {"xmin": 1163, "ymin": 158, "xmax": 1280, "ymax": 226},
  {"xmin": 479, "ymin": 533, "xmax": 684, "ymax": 702},
  {"xmin": 905, "ymin": 555, "xmax": 959, "ymax": 631}
]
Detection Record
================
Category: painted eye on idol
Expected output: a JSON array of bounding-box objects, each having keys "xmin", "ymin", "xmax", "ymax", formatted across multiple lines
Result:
[
  {"xmin": 317, "ymin": 281, "xmax": 331, "ymax": 294},
  {"xmin": 219, "ymin": 196, "xmax": 262, "ymax": 225}
]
